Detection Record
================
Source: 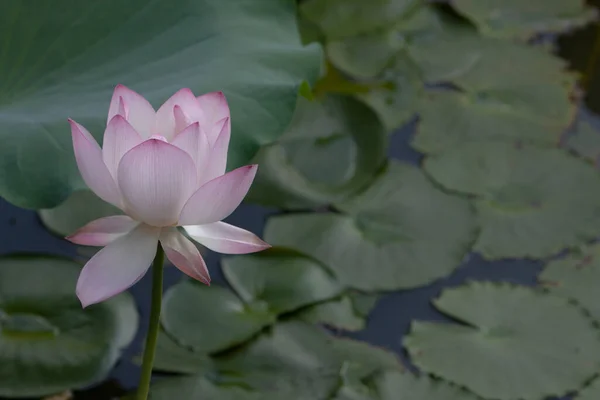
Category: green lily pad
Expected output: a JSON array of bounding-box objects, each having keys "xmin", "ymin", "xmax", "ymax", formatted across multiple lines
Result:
[
  {"xmin": 38, "ymin": 190, "xmax": 122, "ymax": 238},
  {"xmin": 565, "ymin": 119, "xmax": 600, "ymax": 164},
  {"xmin": 141, "ymin": 329, "xmax": 215, "ymax": 375},
  {"xmin": 327, "ymin": 30, "xmax": 405, "ymax": 79},
  {"xmin": 404, "ymin": 282, "xmax": 600, "ymax": 400},
  {"xmin": 452, "ymin": 0, "xmax": 597, "ymax": 39},
  {"xmin": 215, "ymin": 321, "xmax": 341, "ymax": 399},
  {"xmin": 424, "ymin": 142, "xmax": 600, "ymax": 259},
  {"xmin": 150, "ymin": 376, "xmax": 271, "ymax": 400},
  {"xmin": 373, "ymin": 370, "xmax": 481, "ymax": 400},
  {"xmin": 0, "ymin": 255, "xmax": 138, "ymax": 397},
  {"xmin": 247, "ymin": 95, "xmax": 387, "ymax": 209},
  {"xmin": 355, "ymin": 53, "xmax": 423, "ymax": 131},
  {"xmin": 161, "ymin": 281, "xmax": 276, "ymax": 353},
  {"xmin": 539, "ymin": 243, "xmax": 600, "ymax": 322},
  {"xmin": 576, "ymin": 376, "xmax": 600, "ymax": 400},
  {"xmin": 412, "ymin": 90, "xmax": 567, "ymax": 154},
  {"xmin": 265, "ymin": 162, "xmax": 476, "ymax": 291},
  {"xmin": 300, "ymin": 0, "xmax": 421, "ymax": 40},
  {"xmin": 222, "ymin": 249, "xmax": 343, "ymax": 315},
  {"xmin": 298, "ymin": 296, "xmax": 366, "ymax": 331},
  {"xmin": 0, "ymin": 0, "xmax": 321, "ymax": 209}
]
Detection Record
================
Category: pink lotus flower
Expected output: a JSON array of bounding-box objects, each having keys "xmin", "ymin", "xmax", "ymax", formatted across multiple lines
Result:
[{"xmin": 67, "ymin": 85, "xmax": 270, "ymax": 307}]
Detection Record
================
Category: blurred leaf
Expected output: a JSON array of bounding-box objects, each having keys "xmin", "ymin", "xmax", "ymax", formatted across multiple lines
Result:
[
  {"xmin": 149, "ymin": 376, "xmax": 271, "ymax": 400},
  {"xmin": 412, "ymin": 90, "xmax": 568, "ymax": 154},
  {"xmin": 143, "ymin": 329, "xmax": 215, "ymax": 375},
  {"xmin": 222, "ymin": 249, "xmax": 343, "ymax": 315},
  {"xmin": 327, "ymin": 30, "xmax": 406, "ymax": 78},
  {"xmin": 38, "ymin": 190, "xmax": 122, "ymax": 238},
  {"xmin": 576, "ymin": 376, "xmax": 600, "ymax": 400},
  {"xmin": 247, "ymin": 95, "xmax": 387, "ymax": 209},
  {"xmin": 161, "ymin": 281, "xmax": 275, "ymax": 353},
  {"xmin": 565, "ymin": 119, "xmax": 600, "ymax": 164},
  {"xmin": 215, "ymin": 321, "xmax": 341, "ymax": 399},
  {"xmin": 0, "ymin": 0, "xmax": 321, "ymax": 209},
  {"xmin": 355, "ymin": 53, "xmax": 423, "ymax": 131},
  {"xmin": 297, "ymin": 296, "xmax": 367, "ymax": 331},
  {"xmin": 452, "ymin": 0, "xmax": 597, "ymax": 39},
  {"xmin": 539, "ymin": 243, "xmax": 600, "ymax": 322},
  {"xmin": 373, "ymin": 370, "xmax": 481, "ymax": 400},
  {"xmin": 0, "ymin": 255, "xmax": 137, "ymax": 397},
  {"xmin": 265, "ymin": 162, "xmax": 476, "ymax": 291},
  {"xmin": 404, "ymin": 282, "xmax": 600, "ymax": 400},
  {"xmin": 424, "ymin": 142, "xmax": 600, "ymax": 259},
  {"xmin": 300, "ymin": 0, "xmax": 421, "ymax": 40},
  {"xmin": 350, "ymin": 292, "xmax": 381, "ymax": 318}
]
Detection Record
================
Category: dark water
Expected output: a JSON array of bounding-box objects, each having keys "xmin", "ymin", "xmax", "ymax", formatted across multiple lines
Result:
[{"xmin": 4, "ymin": 10, "xmax": 600, "ymax": 400}]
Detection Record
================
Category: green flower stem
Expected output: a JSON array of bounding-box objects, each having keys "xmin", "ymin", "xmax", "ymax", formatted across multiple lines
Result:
[{"xmin": 137, "ymin": 243, "xmax": 165, "ymax": 400}]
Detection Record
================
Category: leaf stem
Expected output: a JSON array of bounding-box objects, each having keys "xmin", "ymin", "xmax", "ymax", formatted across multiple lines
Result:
[{"xmin": 137, "ymin": 243, "xmax": 165, "ymax": 400}]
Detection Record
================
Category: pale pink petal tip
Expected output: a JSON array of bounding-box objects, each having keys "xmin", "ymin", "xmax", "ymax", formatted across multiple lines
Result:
[{"xmin": 184, "ymin": 222, "xmax": 270, "ymax": 255}]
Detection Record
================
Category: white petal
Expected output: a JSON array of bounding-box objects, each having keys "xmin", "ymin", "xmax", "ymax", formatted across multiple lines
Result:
[
  {"xmin": 199, "ymin": 118, "xmax": 230, "ymax": 186},
  {"xmin": 102, "ymin": 115, "xmax": 143, "ymax": 180},
  {"xmin": 155, "ymin": 88, "xmax": 204, "ymax": 140},
  {"xmin": 160, "ymin": 228, "xmax": 210, "ymax": 284},
  {"xmin": 67, "ymin": 215, "xmax": 138, "ymax": 246},
  {"xmin": 171, "ymin": 122, "xmax": 210, "ymax": 186},
  {"xmin": 69, "ymin": 119, "xmax": 122, "ymax": 207},
  {"xmin": 178, "ymin": 165, "xmax": 258, "ymax": 225},
  {"xmin": 117, "ymin": 139, "xmax": 197, "ymax": 227},
  {"xmin": 107, "ymin": 84, "xmax": 156, "ymax": 138},
  {"xmin": 76, "ymin": 224, "xmax": 160, "ymax": 307},
  {"xmin": 184, "ymin": 222, "xmax": 270, "ymax": 254}
]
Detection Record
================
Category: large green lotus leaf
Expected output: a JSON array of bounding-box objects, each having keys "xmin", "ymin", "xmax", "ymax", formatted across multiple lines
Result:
[
  {"xmin": 355, "ymin": 53, "xmax": 423, "ymax": 131},
  {"xmin": 452, "ymin": 0, "xmax": 597, "ymax": 39},
  {"xmin": 565, "ymin": 119, "xmax": 600, "ymax": 164},
  {"xmin": 297, "ymin": 296, "xmax": 367, "ymax": 331},
  {"xmin": 0, "ymin": 255, "xmax": 138, "ymax": 397},
  {"xmin": 246, "ymin": 95, "xmax": 387, "ymax": 209},
  {"xmin": 0, "ymin": 0, "xmax": 321, "ymax": 209},
  {"xmin": 576, "ymin": 377, "xmax": 600, "ymax": 400},
  {"xmin": 404, "ymin": 282, "xmax": 600, "ymax": 400},
  {"xmin": 412, "ymin": 91, "xmax": 566, "ymax": 154},
  {"xmin": 149, "ymin": 376, "xmax": 273, "ymax": 400},
  {"xmin": 38, "ymin": 190, "xmax": 122, "ymax": 238},
  {"xmin": 539, "ymin": 243, "xmax": 600, "ymax": 322},
  {"xmin": 222, "ymin": 249, "xmax": 342, "ymax": 315},
  {"xmin": 373, "ymin": 370, "xmax": 481, "ymax": 400},
  {"xmin": 265, "ymin": 162, "xmax": 476, "ymax": 291},
  {"xmin": 161, "ymin": 281, "xmax": 276, "ymax": 353},
  {"xmin": 215, "ymin": 321, "xmax": 341, "ymax": 399},
  {"xmin": 143, "ymin": 329, "xmax": 215, "ymax": 375},
  {"xmin": 300, "ymin": 0, "xmax": 421, "ymax": 40},
  {"xmin": 424, "ymin": 142, "xmax": 600, "ymax": 259}
]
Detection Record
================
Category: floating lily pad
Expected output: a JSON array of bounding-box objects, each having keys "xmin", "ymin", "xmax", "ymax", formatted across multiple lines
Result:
[
  {"xmin": 298, "ymin": 296, "xmax": 367, "ymax": 331},
  {"xmin": 265, "ymin": 162, "xmax": 476, "ymax": 291},
  {"xmin": 300, "ymin": 0, "xmax": 420, "ymax": 40},
  {"xmin": 576, "ymin": 376, "xmax": 600, "ymax": 400},
  {"xmin": 0, "ymin": 0, "xmax": 321, "ymax": 209},
  {"xmin": 404, "ymin": 282, "xmax": 600, "ymax": 400},
  {"xmin": 539, "ymin": 243, "xmax": 600, "ymax": 322},
  {"xmin": 161, "ymin": 281, "xmax": 275, "ymax": 353},
  {"xmin": 424, "ymin": 142, "xmax": 600, "ymax": 259},
  {"xmin": 143, "ymin": 329, "xmax": 215, "ymax": 375},
  {"xmin": 247, "ymin": 95, "xmax": 387, "ymax": 209},
  {"xmin": 412, "ymin": 90, "xmax": 566, "ymax": 154},
  {"xmin": 222, "ymin": 249, "xmax": 342, "ymax": 315},
  {"xmin": 374, "ymin": 370, "xmax": 481, "ymax": 400},
  {"xmin": 38, "ymin": 190, "xmax": 122, "ymax": 238},
  {"xmin": 565, "ymin": 119, "xmax": 600, "ymax": 164},
  {"xmin": 452, "ymin": 0, "xmax": 597, "ymax": 39},
  {"xmin": 355, "ymin": 53, "xmax": 423, "ymax": 131},
  {"xmin": 0, "ymin": 255, "xmax": 138, "ymax": 398},
  {"xmin": 150, "ymin": 376, "xmax": 271, "ymax": 400},
  {"xmin": 215, "ymin": 321, "xmax": 341, "ymax": 399}
]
